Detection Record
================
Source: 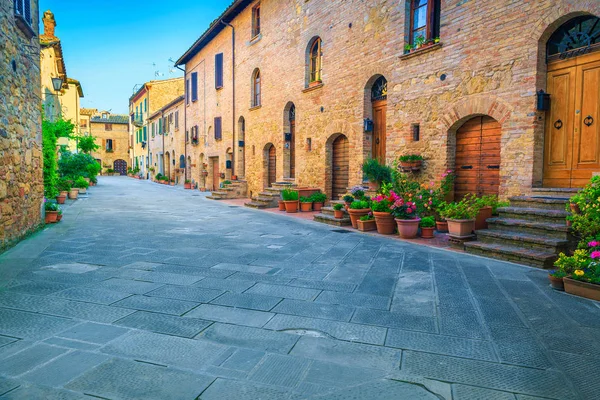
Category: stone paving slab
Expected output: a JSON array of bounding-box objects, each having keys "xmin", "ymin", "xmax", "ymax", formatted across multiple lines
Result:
[
  {"xmin": 303, "ymin": 360, "xmax": 387, "ymax": 388},
  {"xmin": 184, "ymin": 304, "xmax": 274, "ymax": 327},
  {"xmin": 316, "ymin": 290, "xmax": 390, "ymax": 310},
  {"xmin": 43, "ymin": 337, "xmax": 101, "ymax": 351},
  {"xmin": 147, "ymin": 285, "xmax": 224, "ymax": 303},
  {"xmin": 352, "ymin": 308, "xmax": 437, "ymax": 333},
  {"xmin": 0, "ymin": 336, "xmax": 17, "ymax": 348},
  {"xmin": 210, "ymin": 292, "xmax": 282, "ymax": 311},
  {"xmin": 249, "ymin": 353, "xmax": 311, "ymax": 388},
  {"xmin": 193, "ymin": 277, "xmax": 256, "ymax": 292},
  {"xmin": 114, "ymin": 311, "xmax": 212, "ymax": 338},
  {"xmin": 0, "ymin": 378, "xmax": 19, "ymax": 396},
  {"xmin": 20, "ymin": 351, "xmax": 109, "ymax": 386},
  {"xmin": 212, "ymin": 263, "xmax": 275, "ymax": 274},
  {"xmin": 287, "ymin": 278, "xmax": 356, "ymax": 293},
  {"xmin": 219, "ymin": 348, "xmax": 265, "ymax": 372},
  {"xmin": 198, "ymin": 378, "xmax": 290, "ymax": 400},
  {"xmin": 271, "ymin": 299, "xmax": 354, "ymax": 321},
  {"xmin": 0, "ymin": 308, "xmax": 77, "ymax": 339},
  {"xmin": 50, "ymin": 287, "xmax": 133, "ymax": 305},
  {"xmin": 91, "ymin": 278, "xmax": 164, "ymax": 294},
  {"xmin": 308, "ymin": 379, "xmax": 440, "ymax": 400},
  {"xmin": 246, "ymin": 283, "xmax": 320, "ymax": 301},
  {"xmin": 0, "ymin": 343, "xmax": 67, "ymax": 377},
  {"xmin": 199, "ymin": 323, "xmax": 298, "ymax": 354},
  {"xmin": 56, "ymin": 322, "xmax": 129, "ymax": 344},
  {"xmin": 66, "ymin": 358, "xmax": 214, "ymax": 400},
  {"xmin": 453, "ymin": 384, "xmax": 517, "ymax": 400},
  {"xmin": 0, "ymin": 384, "xmax": 90, "ymax": 399},
  {"xmin": 112, "ymin": 294, "xmax": 199, "ymax": 315}
]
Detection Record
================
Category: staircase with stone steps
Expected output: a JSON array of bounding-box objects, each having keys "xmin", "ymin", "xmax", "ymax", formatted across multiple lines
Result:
[
  {"xmin": 313, "ymin": 200, "xmax": 351, "ymax": 226},
  {"xmin": 244, "ymin": 182, "xmax": 297, "ymax": 209},
  {"xmin": 207, "ymin": 181, "xmax": 248, "ymax": 200},
  {"xmin": 464, "ymin": 191, "xmax": 577, "ymax": 268}
]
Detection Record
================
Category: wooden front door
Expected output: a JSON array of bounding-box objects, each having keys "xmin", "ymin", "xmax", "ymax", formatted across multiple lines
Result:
[
  {"xmin": 372, "ymin": 100, "xmax": 387, "ymax": 164},
  {"xmin": 454, "ymin": 116, "xmax": 501, "ymax": 201},
  {"xmin": 211, "ymin": 158, "xmax": 219, "ymax": 191},
  {"xmin": 113, "ymin": 159, "xmax": 127, "ymax": 176},
  {"xmin": 332, "ymin": 135, "xmax": 349, "ymax": 201},
  {"xmin": 543, "ymin": 53, "xmax": 600, "ymax": 187},
  {"xmin": 290, "ymin": 119, "xmax": 296, "ymax": 179},
  {"xmin": 268, "ymin": 145, "xmax": 276, "ymax": 187}
]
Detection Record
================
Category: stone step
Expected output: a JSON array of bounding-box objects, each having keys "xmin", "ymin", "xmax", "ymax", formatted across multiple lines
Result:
[
  {"xmin": 206, "ymin": 195, "xmax": 226, "ymax": 200},
  {"xmin": 313, "ymin": 213, "xmax": 351, "ymax": 227},
  {"xmin": 497, "ymin": 207, "xmax": 569, "ymax": 223},
  {"xmin": 475, "ymin": 229, "xmax": 570, "ymax": 253},
  {"xmin": 258, "ymin": 191, "xmax": 281, "ymax": 198},
  {"xmin": 244, "ymin": 201, "xmax": 268, "ymax": 209},
  {"xmin": 271, "ymin": 182, "xmax": 297, "ymax": 190},
  {"xmin": 321, "ymin": 206, "xmax": 349, "ymax": 217},
  {"xmin": 508, "ymin": 196, "xmax": 568, "ymax": 211},
  {"xmin": 464, "ymin": 241, "xmax": 558, "ymax": 269},
  {"xmin": 486, "ymin": 217, "xmax": 570, "ymax": 240},
  {"xmin": 531, "ymin": 188, "xmax": 578, "ymax": 199}
]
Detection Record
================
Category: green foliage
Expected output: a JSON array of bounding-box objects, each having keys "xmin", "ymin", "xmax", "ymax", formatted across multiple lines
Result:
[
  {"xmin": 58, "ymin": 151, "xmax": 100, "ymax": 182},
  {"xmin": 74, "ymin": 176, "xmax": 89, "ymax": 189},
  {"xmin": 281, "ymin": 188, "xmax": 299, "ymax": 201},
  {"xmin": 349, "ymin": 200, "xmax": 370, "ymax": 210},
  {"xmin": 155, "ymin": 173, "xmax": 163, "ymax": 180},
  {"xmin": 40, "ymin": 116, "xmax": 76, "ymax": 199},
  {"xmin": 56, "ymin": 177, "xmax": 71, "ymax": 192},
  {"xmin": 362, "ymin": 158, "xmax": 392, "ymax": 184},
  {"xmin": 371, "ymin": 199, "xmax": 392, "ymax": 213},
  {"xmin": 300, "ymin": 196, "xmax": 312, "ymax": 203},
  {"xmin": 439, "ymin": 199, "xmax": 478, "ymax": 220},
  {"xmin": 223, "ymin": 180, "xmax": 232, "ymax": 185},
  {"xmin": 420, "ymin": 216, "xmax": 436, "ymax": 228},
  {"xmin": 310, "ymin": 192, "xmax": 327, "ymax": 203},
  {"xmin": 333, "ymin": 203, "xmax": 344, "ymax": 211},
  {"xmin": 343, "ymin": 194, "xmax": 354, "ymax": 203},
  {"xmin": 391, "ymin": 169, "xmax": 455, "ymax": 219},
  {"xmin": 359, "ymin": 213, "xmax": 374, "ymax": 221},
  {"xmin": 398, "ymin": 154, "xmax": 424, "ymax": 162},
  {"xmin": 554, "ymin": 250, "xmax": 589, "ymax": 275},
  {"xmin": 44, "ymin": 201, "xmax": 60, "ymax": 212},
  {"xmin": 350, "ymin": 186, "xmax": 365, "ymax": 199},
  {"xmin": 568, "ymin": 177, "xmax": 600, "ymax": 245},
  {"xmin": 77, "ymin": 135, "xmax": 99, "ymax": 154}
]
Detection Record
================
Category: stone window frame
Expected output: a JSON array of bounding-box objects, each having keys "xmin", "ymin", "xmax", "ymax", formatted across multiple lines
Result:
[
  {"xmin": 305, "ymin": 37, "xmax": 323, "ymax": 88},
  {"xmin": 252, "ymin": 3, "xmax": 261, "ymax": 39},
  {"xmin": 14, "ymin": 0, "xmax": 35, "ymax": 39},
  {"xmin": 407, "ymin": 0, "xmax": 441, "ymax": 46},
  {"xmin": 251, "ymin": 68, "xmax": 261, "ymax": 108}
]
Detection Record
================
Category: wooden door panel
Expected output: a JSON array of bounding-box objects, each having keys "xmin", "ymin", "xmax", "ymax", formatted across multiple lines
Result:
[
  {"xmin": 574, "ymin": 62, "xmax": 600, "ymax": 169},
  {"xmin": 290, "ymin": 121, "xmax": 296, "ymax": 179},
  {"xmin": 212, "ymin": 158, "xmax": 219, "ymax": 191},
  {"xmin": 332, "ymin": 135, "xmax": 349, "ymax": 201},
  {"xmin": 372, "ymin": 101, "xmax": 386, "ymax": 164},
  {"xmin": 268, "ymin": 145, "xmax": 276, "ymax": 187}
]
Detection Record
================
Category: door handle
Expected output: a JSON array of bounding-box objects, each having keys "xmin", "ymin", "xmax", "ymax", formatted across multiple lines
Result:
[
  {"xmin": 584, "ymin": 115, "xmax": 594, "ymax": 127},
  {"xmin": 554, "ymin": 120, "xmax": 563, "ymax": 129},
  {"xmin": 487, "ymin": 165, "xmax": 500, "ymax": 169},
  {"xmin": 375, "ymin": 138, "xmax": 380, "ymax": 144},
  {"xmin": 461, "ymin": 165, "xmax": 473, "ymax": 169}
]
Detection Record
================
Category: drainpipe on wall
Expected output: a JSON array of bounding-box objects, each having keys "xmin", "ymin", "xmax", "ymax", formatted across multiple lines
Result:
[
  {"xmin": 221, "ymin": 20, "xmax": 235, "ymax": 177},
  {"xmin": 146, "ymin": 96, "xmax": 150, "ymax": 179},
  {"xmin": 175, "ymin": 65, "xmax": 187, "ymax": 181}
]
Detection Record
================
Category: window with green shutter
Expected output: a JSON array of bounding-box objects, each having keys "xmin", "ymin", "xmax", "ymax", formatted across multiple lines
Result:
[{"xmin": 143, "ymin": 127, "xmax": 147, "ymax": 141}]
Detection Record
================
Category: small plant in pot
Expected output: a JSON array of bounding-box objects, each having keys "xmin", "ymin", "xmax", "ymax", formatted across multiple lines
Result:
[
  {"xmin": 281, "ymin": 188, "xmax": 299, "ymax": 213},
  {"xmin": 439, "ymin": 199, "xmax": 478, "ymax": 238},
  {"xmin": 343, "ymin": 194, "xmax": 355, "ymax": 209},
  {"xmin": 333, "ymin": 203, "xmax": 345, "ymax": 219},
  {"xmin": 398, "ymin": 154, "xmax": 423, "ymax": 172},
  {"xmin": 420, "ymin": 216, "xmax": 436, "ymax": 239},
  {"xmin": 362, "ymin": 158, "xmax": 392, "ymax": 191},
  {"xmin": 184, "ymin": 179, "xmax": 192, "ymax": 189},
  {"xmin": 357, "ymin": 213, "xmax": 376, "ymax": 232},
  {"xmin": 370, "ymin": 192, "xmax": 398, "ymax": 235},
  {"xmin": 299, "ymin": 196, "xmax": 313, "ymax": 212},
  {"xmin": 57, "ymin": 208, "xmax": 63, "ymax": 222},
  {"xmin": 347, "ymin": 200, "xmax": 371, "ymax": 229},
  {"xmin": 350, "ymin": 186, "xmax": 366, "ymax": 200},
  {"xmin": 310, "ymin": 192, "xmax": 327, "ymax": 212},
  {"xmin": 74, "ymin": 176, "xmax": 89, "ymax": 194},
  {"xmin": 390, "ymin": 197, "xmax": 420, "ymax": 239},
  {"xmin": 44, "ymin": 201, "xmax": 60, "ymax": 224}
]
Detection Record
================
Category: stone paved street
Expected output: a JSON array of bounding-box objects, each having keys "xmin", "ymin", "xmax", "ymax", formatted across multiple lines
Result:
[{"xmin": 0, "ymin": 178, "xmax": 599, "ymax": 399}]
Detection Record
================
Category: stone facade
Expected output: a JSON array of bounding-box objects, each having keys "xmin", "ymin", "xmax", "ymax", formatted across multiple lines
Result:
[
  {"xmin": 147, "ymin": 96, "xmax": 185, "ymax": 184},
  {"xmin": 89, "ymin": 113, "xmax": 129, "ymax": 174},
  {"xmin": 0, "ymin": 0, "xmax": 43, "ymax": 252},
  {"xmin": 177, "ymin": 0, "xmax": 600, "ymax": 200},
  {"xmin": 128, "ymin": 78, "xmax": 184, "ymax": 178}
]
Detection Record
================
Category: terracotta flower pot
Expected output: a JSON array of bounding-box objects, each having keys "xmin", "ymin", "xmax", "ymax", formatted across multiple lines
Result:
[
  {"xmin": 548, "ymin": 274, "xmax": 564, "ymax": 291},
  {"xmin": 184, "ymin": 183, "xmax": 192, "ymax": 189},
  {"xmin": 421, "ymin": 227, "xmax": 435, "ymax": 239},
  {"xmin": 333, "ymin": 209, "xmax": 344, "ymax": 219},
  {"xmin": 278, "ymin": 200, "xmax": 286, "ymax": 211},
  {"xmin": 45, "ymin": 211, "xmax": 58, "ymax": 224},
  {"xmin": 373, "ymin": 211, "xmax": 396, "ymax": 235},
  {"xmin": 313, "ymin": 202, "xmax": 324, "ymax": 212},
  {"xmin": 357, "ymin": 219, "xmax": 376, "ymax": 232},
  {"xmin": 347, "ymin": 208, "xmax": 371, "ymax": 229},
  {"xmin": 564, "ymin": 277, "xmax": 600, "ymax": 301},
  {"xmin": 68, "ymin": 189, "xmax": 79, "ymax": 200},
  {"xmin": 300, "ymin": 202, "xmax": 313, "ymax": 212},
  {"xmin": 57, "ymin": 214, "xmax": 62, "ymax": 222},
  {"xmin": 566, "ymin": 219, "xmax": 573, "ymax": 227},
  {"xmin": 56, "ymin": 195, "xmax": 66, "ymax": 204},
  {"xmin": 78, "ymin": 187, "xmax": 87, "ymax": 195},
  {"xmin": 284, "ymin": 200, "xmax": 298, "ymax": 213},
  {"xmin": 435, "ymin": 221, "xmax": 448, "ymax": 233},
  {"xmin": 367, "ymin": 181, "xmax": 378, "ymax": 191},
  {"xmin": 395, "ymin": 218, "xmax": 420, "ymax": 239},
  {"xmin": 60, "ymin": 191, "xmax": 68, "ymax": 197},
  {"xmin": 447, "ymin": 219, "xmax": 475, "ymax": 237},
  {"xmin": 570, "ymin": 203, "xmax": 580, "ymax": 214},
  {"xmin": 475, "ymin": 206, "xmax": 493, "ymax": 230}
]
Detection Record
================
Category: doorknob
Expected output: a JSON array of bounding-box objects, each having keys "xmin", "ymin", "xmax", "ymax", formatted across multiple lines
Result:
[
  {"xmin": 375, "ymin": 138, "xmax": 380, "ymax": 144},
  {"xmin": 584, "ymin": 115, "xmax": 594, "ymax": 127},
  {"xmin": 554, "ymin": 120, "xmax": 563, "ymax": 129},
  {"xmin": 487, "ymin": 165, "xmax": 500, "ymax": 169},
  {"xmin": 461, "ymin": 165, "xmax": 473, "ymax": 169}
]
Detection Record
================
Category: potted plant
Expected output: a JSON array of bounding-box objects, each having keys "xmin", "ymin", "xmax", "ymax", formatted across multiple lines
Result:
[
  {"xmin": 414, "ymin": 35, "xmax": 426, "ymax": 49},
  {"xmin": 282, "ymin": 188, "xmax": 299, "ymax": 213},
  {"xmin": 350, "ymin": 186, "xmax": 366, "ymax": 200},
  {"xmin": 90, "ymin": 176, "xmax": 97, "ymax": 186},
  {"xmin": 434, "ymin": 37, "xmax": 440, "ymax": 44},
  {"xmin": 343, "ymin": 194, "xmax": 354, "ymax": 209},
  {"xmin": 436, "ymin": 219, "xmax": 448, "ymax": 233},
  {"xmin": 357, "ymin": 213, "xmax": 376, "ymax": 232},
  {"xmin": 300, "ymin": 196, "xmax": 313, "ymax": 212},
  {"xmin": 562, "ymin": 244, "xmax": 600, "ymax": 300},
  {"xmin": 420, "ymin": 216, "xmax": 436, "ymax": 239},
  {"xmin": 398, "ymin": 155, "xmax": 424, "ymax": 172},
  {"xmin": 310, "ymin": 192, "xmax": 327, "ymax": 212},
  {"xmin": 56, "ymin": 191, "xmax": 67, "ymax": 204},
  {"xmin": 68, "ymin": 185, "xmax": 79, "ymax": 200},
  {"xmin": 44, "ymin": 201, "xmax": 59, "ymax": 224},
  {"xmin": 74, "ymin": 176, "xmax": 89, "ymax": 194},
  {"xmin": 371, "ymin": 192, "xmax": 398, "ymax": 235},
  {"xmin": 57, "ymin": 208, "xmax": 63, "ymax": 222},
  {"xmin": 362, "ymin": 158, "xmax": 392, "ymax": 191},
  {"xmin": 348, "ymin": 200, "xmax": 371, "ymax": 229},
  {"xmin": 333, "ymin": 203, "xmax": 345, "ymax": 219},
  {"xmin": 404, "ymin": 44, "xmax": 412, "ymax": 54},
  {"xmin": 390, "ymin": 196, "xmax": 420, "ymax": 239},
  {"xmin": 439, "ymin": 199, "xmax": 478, "ymax": 237},
  {"xmin": 278, "ymin": 199, "xmax": 286, "ymax": 211},
  {"xmin": 184, "ymin": 179, "xmax": 192, "ymax": 189}
]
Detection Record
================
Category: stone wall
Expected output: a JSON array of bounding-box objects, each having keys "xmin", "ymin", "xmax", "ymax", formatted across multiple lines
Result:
[
  {"xmin": 0, "ymin": 0, "xmax": 43, "ymax": 252},
  {"xmin": 148, "ymin": 99, "xmax": 185, "ymax": 184},
  {"xmin": 90, "ymin": 121, "xmax": 129, "ymax": 173},
  {"xmin": 181, "ymin": 0, "xmax": 600, "ymax": 199}
]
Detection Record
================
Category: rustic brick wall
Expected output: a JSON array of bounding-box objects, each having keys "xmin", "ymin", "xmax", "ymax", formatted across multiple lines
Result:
[
  {"xmin": 181, "ymin": 0, "xmax": 600, "ymax": 199},
  {"xmin": 90, "ymin": 120, "xmax": 129, "ymax": 172},
  {"xmin": 148, "ymin": 99, "xmax": 185, "ymax": 184},
  {"xmin": 0, "ymin": 0, "xmax": 43, "ymax": 252}
]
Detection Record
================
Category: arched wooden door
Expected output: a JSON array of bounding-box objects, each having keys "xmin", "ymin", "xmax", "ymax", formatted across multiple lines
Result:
[
  {"xmin": 211, "ymin": 157, "xmax": 219, "ymax": 191},
  {"xmin": 454, "ymin": 116, "xmax": 501, "ymax": 201},
  {"xmin": 371, "ymin": 76, "xmax": 387, "ymax": 164},
  {"xmin": 331, "ymin": 135, "xmax": 349, "ymax": 201},
  {"xmin": 268, "ymin": 145, "xmax": 276, "ymax": 187},
  {"xmin": 113, "ymin": 159, "xmax": 127, "ymax": 176},
  {"xmin": 290, "ymin": 105, "xmax": 296, "ymax": 179}
]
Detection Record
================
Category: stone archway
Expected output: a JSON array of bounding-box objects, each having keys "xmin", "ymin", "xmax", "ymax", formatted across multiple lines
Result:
[
  {"xmin": 325, "ymin": 133, "xmax": 349, "ymax": 201},
  {"xmin": 263, "ymin": 143, "xmax": 276, "ymax": 188},
  {"xmin": 364, "ymin": 75, "xmax": 388, "ymax": 164},
  {"xmin": 238, "ymin": 116, "xmax": 246, "ymax": 178}
]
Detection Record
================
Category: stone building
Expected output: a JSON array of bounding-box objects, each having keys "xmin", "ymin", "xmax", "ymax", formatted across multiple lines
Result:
[
  {"xmin": 39, "ymin": 10, "xmax": 83, "ymax": 152},
  {"xmin": 89, "ymin": 112, "xmax": 129, "ymax": 175},
  {"xmin": 0, "ymin": 0, "xmax": 43, "ymax": 252},
  {"xmin": 147, "ymin": 96, "xmax": 185, "ymax": 184},
  {"xmin": 128, "ymin": 78, "xmax": 184, "ymax": 178},
  {"xmin": 176, "ymin": 0, "xmax": 600, "ymax": 201}
]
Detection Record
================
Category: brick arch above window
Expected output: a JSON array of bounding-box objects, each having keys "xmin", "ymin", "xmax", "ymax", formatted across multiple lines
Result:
[
  {"xmin": 440, "ymin": 96, "xmax": 513, "ymax": 132},
  {"xmin": 305, "ymin": 36, "xmax": 323, "ymax": 87}
]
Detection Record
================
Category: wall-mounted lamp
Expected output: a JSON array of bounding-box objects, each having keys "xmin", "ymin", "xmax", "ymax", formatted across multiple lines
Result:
[
  {"xmin": 537, "ymin": 90, "xmax": 550, "ymax": 111},
  {"xmin": 363, "ymin": 119, "xmax": 373, "ymax": 133},
  {"xmin": 51, "ymin": 77, "xmax": 64, "ymax": 92},
  {"xmin": 284, "ymin": 133, "xmax": 292, "ymax": 142}
]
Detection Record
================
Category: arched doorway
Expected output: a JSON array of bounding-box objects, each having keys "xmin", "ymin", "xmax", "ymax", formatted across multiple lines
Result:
[
  {"xmin": 113, "ymin": 159, "xmax": 127, "ymax": 176},
  {"xmin": 283, "ymin": 103, "xmax": 296, "ymax": 179},
  {"xmin": 370, "ymin": 76, "xmax": 387, "ymax": 164},
  {"xmin": 454, "ymin": 116, "xmax": 501, "ymax": 201},
  {"xmin": 331, "ymin": 135, "xmax": 349, "ymax": 201},
  {"xmin": 238, "ymin": 116, "xmax": 246, "ymax": 178},
  {"xmin": 543, "ymin": 15, "xmax": 600, "ymax": 188},
  {"xmin": 264, "ymin": 144, "xmax": 276, "ymax": 187},
  {"xmin": 226, "ymin": 148, "xmax": 233, "ymax": 179}
]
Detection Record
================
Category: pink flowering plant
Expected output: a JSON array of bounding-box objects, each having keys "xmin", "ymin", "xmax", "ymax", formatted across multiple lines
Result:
[
  {"xmin": 553, "ymin": 240, "xmax": 600, "ymax": 284},
  {"xmin": 371, "ymin": 191, "xmax": 399, "ymax": 213},
  {"xmin": 391, "ymin": 169, "xmax": 455, "ymax": 219},
  {"xmin": 390, "ymin": 196, "xmax": 419, "ymax": 220}
]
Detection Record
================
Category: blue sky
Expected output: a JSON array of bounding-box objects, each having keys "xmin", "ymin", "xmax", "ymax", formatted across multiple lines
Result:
[{"xmin": 39, "ymin": 0, "xmax": 231, "ymax": 114}]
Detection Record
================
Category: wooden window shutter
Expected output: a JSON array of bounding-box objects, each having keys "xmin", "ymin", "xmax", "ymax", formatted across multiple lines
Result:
[
  {"xmin": 215, "ymin": 53, "xmax": 224, "ymax": 89},
  {"xmin": 186, "ymin": 79, "xmax": 190, "ymax": 104},
  {"xmin": 191, "ymin": 72, "xmax": 198, "ymax": 102},
  {"xmin": 215, "ymin": 117, "xmax": 222, "ymax": 140},
  {"xmin": 102, "ymin": 139, "xmax": 106, "ymax": 149},
  {"xmin": 113, "ymin": 139, "xmax": 116, "ymax": 151}
]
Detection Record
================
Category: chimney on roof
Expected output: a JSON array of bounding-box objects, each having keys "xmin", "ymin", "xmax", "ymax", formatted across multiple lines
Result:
[{"xmin": 42, "ymin": 10, "xmax": 57, "ymax": 38}]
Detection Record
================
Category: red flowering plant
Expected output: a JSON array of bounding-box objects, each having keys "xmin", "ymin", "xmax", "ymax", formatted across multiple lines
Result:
[
  {"xmin": 392, "ymin": 168, "xmax": 455, "ymax": 220},
  {"xmin": 390, "ymin": 196, "xmax": 419, "ymax": 220},
  {"xmin": 371, "ymin": 191, "xmax": 399, "ymax": 213}
]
